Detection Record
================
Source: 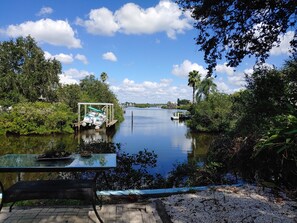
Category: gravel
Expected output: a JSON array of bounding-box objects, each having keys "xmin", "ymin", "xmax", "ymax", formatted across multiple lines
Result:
[{"xmin": 159, "ymin": 185, "xmax": 297, "ymax": 223}]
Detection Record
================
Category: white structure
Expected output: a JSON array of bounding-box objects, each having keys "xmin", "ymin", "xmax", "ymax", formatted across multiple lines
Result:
[{"xmin": 77, "ymin": 102, "xmax": 117, "ymax": 131}]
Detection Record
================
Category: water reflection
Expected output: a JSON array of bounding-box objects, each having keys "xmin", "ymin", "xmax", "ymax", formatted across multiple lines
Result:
[
  {"xmin": 0, "ymin": 107, "xmax": 216, "ymax": 186},
  {"xmin": 113, "ymin": 107, "xmax": 216, "ymax": 176}
]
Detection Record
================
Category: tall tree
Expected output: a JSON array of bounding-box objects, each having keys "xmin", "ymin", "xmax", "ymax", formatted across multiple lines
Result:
[
  {"xmin": 196, "ymin": 77, "xmax": 217, "ymax": 102},
  {"xmin": 0, "ymin": 36, "xmax": 61, "ymax": 106},
  {"xmin": 56, "ymin": 84, "xmax": 81, "ymax": 112},
  {"xmin": 100, "ymin": 72, "xmax": 108, "ymax": 83},
  {"xmin": 178, "ymin": 0, "xmax": 297, "ymax": 75},
  {"xmin": 188, "ymin": 70, "xmax": 201, "ymax": 103}
]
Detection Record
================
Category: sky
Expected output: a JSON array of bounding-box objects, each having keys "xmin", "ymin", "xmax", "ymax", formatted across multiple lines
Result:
[{"xmin": 0, "ymin": 0, "xmax": 294, "ymax": 103}]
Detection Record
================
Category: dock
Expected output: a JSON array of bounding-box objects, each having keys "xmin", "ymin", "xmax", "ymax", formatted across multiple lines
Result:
[{"xmin": 76, "ymin": 102, "xmax": 117, "ymax": 131}]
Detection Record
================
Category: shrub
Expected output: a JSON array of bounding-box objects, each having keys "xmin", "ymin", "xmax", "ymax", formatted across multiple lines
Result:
[{"xmin": 0, "ymin": 102, "xmax": 76, "ymax": 135}]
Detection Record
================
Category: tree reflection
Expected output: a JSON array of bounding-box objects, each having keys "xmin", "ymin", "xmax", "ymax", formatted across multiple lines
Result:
[{"xmin": 77, "ymin": 141, "xmax": 159, "ymax": 190}]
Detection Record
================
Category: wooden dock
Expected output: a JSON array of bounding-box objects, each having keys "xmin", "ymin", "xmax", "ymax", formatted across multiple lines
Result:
[{"xmin": 76, "ymin": 102, "xmax": 118, "ymax": 131}]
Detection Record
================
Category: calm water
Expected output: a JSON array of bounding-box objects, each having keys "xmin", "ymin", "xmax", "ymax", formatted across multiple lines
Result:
[
  {"xmin": 113, "ymin": 107, "xmax": 213, "ymax": 176},
  {"xmin": 0, "ymin": 107, "xmax": 214, "ymax": 186}
]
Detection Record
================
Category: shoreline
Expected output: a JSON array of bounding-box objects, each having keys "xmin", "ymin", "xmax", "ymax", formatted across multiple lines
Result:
[{"xmin": 155, "ymin": 184, "xmax": 297, "ymax": 223}]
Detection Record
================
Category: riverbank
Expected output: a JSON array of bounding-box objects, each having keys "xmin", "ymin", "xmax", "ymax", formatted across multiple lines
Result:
[{"xmin": 157, "ymin": 184, "xmax": 297, "ymax": 223}]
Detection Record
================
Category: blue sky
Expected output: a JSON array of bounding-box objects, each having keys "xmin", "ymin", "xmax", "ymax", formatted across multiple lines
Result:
[{"xmin": 0, "ymin": 0, "xmax": 294, "ymax": 103}]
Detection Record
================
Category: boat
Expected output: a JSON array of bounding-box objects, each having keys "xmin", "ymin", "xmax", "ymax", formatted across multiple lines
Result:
[
  {"xmin": 82, "ymin": 106, "xmax": 106, "ymax": 128},
  {"xmin": 170, "ymin": 111, "xmax": 191, "ymax": 120},
  {"xmin": 171, "ymin": 112, "xmax": 181, "ymax": 120}
]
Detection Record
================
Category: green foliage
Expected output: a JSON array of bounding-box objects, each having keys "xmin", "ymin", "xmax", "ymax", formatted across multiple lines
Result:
[
  {"xmin": 0, "ymin": 37, "xmax": 124, "ymax": 134},
  {"xmin": 56, "ymin": 84, "xmax": 82, "ymax": 113},
  {"xmin": 166, "ymin": 161, "xmax": 230, "ymax": 187},
  {"xmin": 166, "ymin": 101, "xmax": 177, "ymax": 109},
  {"xmin": 177, "ymin": 98, "xmax": 191, "ymax": 106},
  {"xmin": 207, "ymin": 58, "xmax": 297, "ymax": 188},
  {"xmin": 188, "ymin": 70, "xmax": 201, "ymax": 103},
  {"xmin": 0, "ymin": 36, "xmax": 61, "ymax": 106},
  {"xmin": 196, "ymin": 77, "xmax": 217, "ymax": 102},
  {"xmin": 254, "ymin": 114, "xmax": 297, "ymax": 187},
  {"xmin": 76, "ymin": 141, "xmax": 159, "ymax": 190},
  {"xmin": 100, "ymin": 72, "xmax": 108, "ymax": 83},
  {"xmin": 78, "ymin": 75, "xmax": 124, "ymax": 122},
  {"xmin": 178, "ymin": 0, "xmax": 296, "ymax": 74},
  {"xmin": 134, "ymin": 103, "xmax": 151, "ymax": 108},
  {"xmin": 0, "ymin": 102, "xmax": 76, "ymax": 135},
  {"xmin": 188, "ymin": 93, "xmax": 233, "ymax": 132}
]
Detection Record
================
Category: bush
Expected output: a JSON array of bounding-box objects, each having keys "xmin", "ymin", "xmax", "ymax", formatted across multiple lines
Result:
[
  {"xmin": 188, "ymin": 93, "xmax": 233, "ymax": 132},
  {"xmin": 0, "ymin": 102, "xmax": 76, "ymax": 135}
]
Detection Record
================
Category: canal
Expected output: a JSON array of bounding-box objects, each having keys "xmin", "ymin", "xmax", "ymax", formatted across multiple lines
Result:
[
  {"xmin": 0, "ymin": 107, "xmax": 214, "ymax": 187},
  {"xmin": 113, "ymin": 107, "xmax": 214, "ymax": 176}
]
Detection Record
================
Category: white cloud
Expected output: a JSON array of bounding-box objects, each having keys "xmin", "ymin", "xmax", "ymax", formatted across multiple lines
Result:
[
  {"xmin": 45, "ymin": 52, "xmax": 88, "ymax": 64},
  {"xmin": 75, "ymin": 54, "xmax": 88, "ymax": 64},
  {"xmin": 102, "ymin": 52, "xmax": 117, "ymax": 62},
  {"xmin": 171, "ymin": 60, "xmax": 207, "ymax": 78},
  {"xmin": 4, "ymin": 19, "xmax": 81, "ymax": 48},
  {"xmin": 111, "ymin": 78, "xmax": 189, "ymax": 103},
  {"xmin": 270, "ymin": 31, "xmax": 295, "ymax": 56},
  {"xmin": 76, "ymin": 8, "xmax": 119, "ymax": 36},
  {"xmin": 59, "ymin": 68, "xmax": 92, "ymax": 85},
  {"xmin": 36, "ymin": 7, "xmax": 53, "ymax": 16},
  {"xmin": 59, "ymin": 74, "xmax": 79, "ymax": 85},
  {"xmin": 76, "ymin": 0, "xmax": 193, "ymax": 39},
  {"xmin": 243, "ymin": 68, "xmax": 254, "ymax": 75},
  {"xmin": 228, "ymin": 74, "xmax": 246, "ymax": 87},
  {"xmin": 215, "ymin": 81, "xmax": 231, "ymax": 93},
  {"xmin": 215, "ymin": 63, "xmax": 235, "ymax": 76},
  {"xmin": 44, "ymin": 51, "xmax": 73, "ymax": 64}
]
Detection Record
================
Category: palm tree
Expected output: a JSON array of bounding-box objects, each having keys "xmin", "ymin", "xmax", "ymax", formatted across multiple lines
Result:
[
  {"xmin": 100, "ymin": 72, "xmax": 108, "ymax": 83},
  {"xmin": 188, "ymin": 70, "xmax": 201, "ymax": 103},
  {"xmin": 196, "ymin": 77, "xmax": 217, "ymax": 102}
]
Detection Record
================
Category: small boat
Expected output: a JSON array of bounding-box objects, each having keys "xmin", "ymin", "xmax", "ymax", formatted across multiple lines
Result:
[
  {"xmin": 171, "ymin": 111, "xmax": 191, "ymax": 120},
  {"xmin": 171, "ymin": 112, "xmax": 180, "ymax": 120},
  {"xmin": 82, "ymin": 106, "xmax": 106, "ymax": 128}
]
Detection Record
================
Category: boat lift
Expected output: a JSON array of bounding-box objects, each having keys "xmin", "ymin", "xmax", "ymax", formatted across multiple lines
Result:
[{"xmin": 77, "ymin": 102, "xmax": 117, "ymax": 131}]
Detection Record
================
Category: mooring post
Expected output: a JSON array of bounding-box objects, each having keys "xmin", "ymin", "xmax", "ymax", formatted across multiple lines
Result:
[{"xmin": 131, "ymin": 111, "xmax": 134, "ymax": 133}]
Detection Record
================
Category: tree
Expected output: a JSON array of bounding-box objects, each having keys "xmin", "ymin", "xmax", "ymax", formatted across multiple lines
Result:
[
  {"xmin": 196, "ymin": 77, "xmax": 217, "ymax": 102},
  {"xmin": 79, "ymin": 75, "xmax": 124, "ymax": 122},
  {"xmin": 0, "ymin": 36, "xmax": 61, "ymax": 106},
  {"xmin": 188, "ymin": 70, "xmax": 201, "ymax": 103},
  {"xmin": 178, "ymin": 0, "xmax": 297, "ymax": 75},
  {"xmin": 100, "ymin": 72, "xmax": 108, "ymax": 83},
  {"xmin": 188, "ymin": 93, "xmax": 233, "ymax": 132},
  {"xmin": 57, "ymin": 84, "xmax": 82, "ymax": 112}
]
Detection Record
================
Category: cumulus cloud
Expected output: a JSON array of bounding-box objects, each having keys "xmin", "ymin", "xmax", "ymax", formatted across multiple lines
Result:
[
  {"xmin": 215, "ymin": 63, "xmax": 235, "ymax": 76},
  {"xmin": 44, "ymin": 52, "xmax": 88, "ymax": 64},
  {"xmin": 76, "ymin": 8, "xmax": 119, "ymax": 36},
  {"xmin": 110, "ymin": 78, "xmax": 191, "ymax": 103},
  {"xmin": 76, "ymin": 0, "xmax": 193, "ymax": 39},
  {"xmin": 36, "ymin": 7, "xmax": 53, "ymax": 16},
  {"xmin": 102, "ymin": 52, "xmax": 117, "ymax": 62},
  {"xmin": 270, "ymin": 31, "xmax": 295, "ymax": 56},
  {"xmin": 75, "ymin": 54, "xmax": 88, "ymax": 64},
  {"xmin": 59, "ymin": 68, "xmax": 92, "ymax": 85},
  {"xmin": 228, "ymin": 74, "xmax": 246, "ymax": 87},
  {"xmin": 215, "ymin": 81, "xmax": 232, "ymax": 93},
  {"xmin": 44, "ymin": 51, "xmax": 73, "ymax": 64},
  {"xmin": 171, "ymin": 60, "xmax": 207, "ymax": 78},
  {"xmin": 4, "ymin": 18, "xmax": 81, "ymax": 48}
]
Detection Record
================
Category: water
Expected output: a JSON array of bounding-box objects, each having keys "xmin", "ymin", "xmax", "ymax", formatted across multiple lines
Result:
[
  {"xmin": 113, "ymin": 107, "xmax": 214, "ymax": 176},
  {"xmin": 0, "ymin": 107, "xmax": 214, "ymax": 186}
]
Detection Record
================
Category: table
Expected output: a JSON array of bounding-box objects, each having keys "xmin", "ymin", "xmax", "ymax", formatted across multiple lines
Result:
[{"xmin": 0, "ymin": 153, "xmax": 117, "ymax": 223}]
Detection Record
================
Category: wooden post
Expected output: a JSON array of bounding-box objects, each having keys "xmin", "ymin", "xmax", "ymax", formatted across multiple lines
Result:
[
  {"xmin": 131, "ymin": 111, "xmax": 134, "ymax": 126},
  {"xmin": 78, "ymin": 104, "xmax": 81, "ymax": 131}
]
